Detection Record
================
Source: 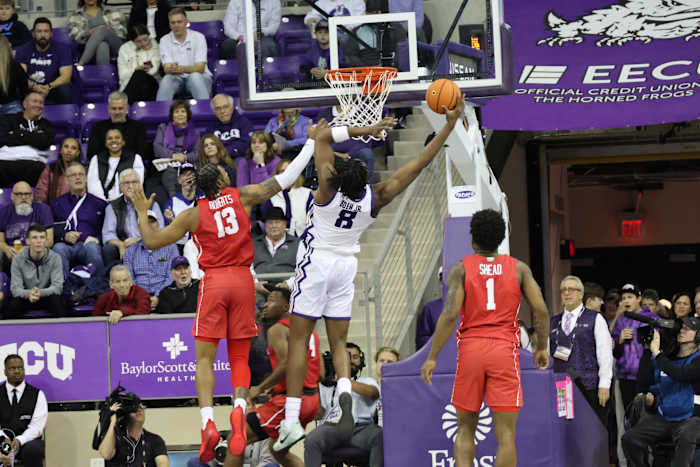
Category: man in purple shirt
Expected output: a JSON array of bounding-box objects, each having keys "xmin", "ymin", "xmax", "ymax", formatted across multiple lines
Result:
[
  {"xmin": 15, "ymin": 18, "xmax": 72, "ymax": 105},
  {"xmin": 0, "ymin": 181, "xmax": 53, "ymax": 271},
  {"xmin": 207, "ymin": 94, "xmax": 252, "ymax": 160},
  {"xmin": 51, "ymin": 163, "xmax": 109, "ymax": 296}
]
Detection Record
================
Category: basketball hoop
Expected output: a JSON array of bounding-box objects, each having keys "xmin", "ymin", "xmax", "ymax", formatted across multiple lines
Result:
[{"xmin": 325, "ymin": 67, "xmax": 398, "ymax": 143}]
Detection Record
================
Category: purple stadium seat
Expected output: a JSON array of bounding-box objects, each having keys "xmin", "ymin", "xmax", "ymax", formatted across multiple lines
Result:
[
  {"xmin": 79, "ymin": 103, "xmax": 110, "ymax": 142},
  {"xmin": 130, "ymin": 101, "xmax": 171, "ymax": 140},
  {"xmin": 0, "ymin": 189, "xmax": 11, "ymax": 206},
  {"xmin": 276, "ymin": 15, "xmax": 311, "ymax": 56},
  {"xmin": 189, "ymin": 21, "xmax": 225, "ymax": 62},
  {"xmin": 238, "ymin": 109, "xmax": 277, "ymax": 132},
  {"xmin": 51, "ymin": 27, "xmax": 80, "ymax": 62},
  {"xmin": 262, "ymin": 55, "xmax": 305, "ymax": 86},
  {"xmin": 74, "ymin": 64, "xmax": 118, "ymax": 104},
  {"xmin": 42, "ymin": 104, "xmax": 80, "ymax": 143},
  {"xmin": 188, "ymin": 99, "xmax": 218, "ymax": 135},
  {"xmin": 212, "ymin": 59, "xmax": 240, "ymax": 97}
]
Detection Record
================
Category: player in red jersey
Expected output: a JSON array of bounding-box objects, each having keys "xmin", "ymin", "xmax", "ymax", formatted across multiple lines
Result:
[
  {"xmin": 421, "ymin": 209, "xmax": 550, "ymax": 467},
  {"xmin": 222, "ymin": 286, "xmax": 320, "ymax": 467},
  {"xmin": 128, "ymin": 123, "xmax": 324, "ymax": 463}
]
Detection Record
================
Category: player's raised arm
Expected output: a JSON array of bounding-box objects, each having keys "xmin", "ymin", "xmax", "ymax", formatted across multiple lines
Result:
[
  {"xmin": 239, "ymin": 120, "xmax": 327, "ymax": 210},
  {"xmin": 374, "ymin": 99, "xmax": 465, "ymax": 211},
  {"xmin": 517, "ymin": 260, "xmax": 550, "ymax": 370},
  {"xmin": 129, "ymin": 184, "xmax": 198, "ymax": 250},
  {"xmin": 421, "ymin": 261, "xmax": 465, "ymax": 385}
]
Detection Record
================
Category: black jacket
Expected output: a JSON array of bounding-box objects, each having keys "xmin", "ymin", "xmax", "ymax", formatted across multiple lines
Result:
[
  {"xmin": 0, "ymin": 112, "xmax": 55, "ymax": 149},
  {"xmin": 0, "ymin": 14, "xmax": 31, "ymax": 48},
  {"xmin": 128, "ymin": 0, "xmax": 171, "ymax": 41},
  {"xmin": 154, "ymin": 279, "xmax": 199, "ymax": 314}
]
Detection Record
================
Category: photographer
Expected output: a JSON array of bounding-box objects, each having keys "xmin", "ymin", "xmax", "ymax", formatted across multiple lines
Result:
[
  {"xmin": 0, "ymin": 355, "xmax": 46, "ymax": 467},
  {"xmin": 622, "ymin": 318, "xmax": 700, "ymax": 467},
  {"xmin": 98, "ymin": 397, "xmax": 170, "ymax": 466}
]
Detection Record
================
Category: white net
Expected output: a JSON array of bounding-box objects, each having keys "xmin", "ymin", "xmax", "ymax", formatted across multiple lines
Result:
[{"xmin": 324, "ymin": 68, "xmax": 397, "ymax": 143}]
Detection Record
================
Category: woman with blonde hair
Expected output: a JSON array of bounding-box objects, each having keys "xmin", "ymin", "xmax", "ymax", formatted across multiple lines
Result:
[
  {"xmin": 196, "ymin": 134, "xmax": 236, "ymax": 187},
  {"xmin": 0, "ymin": 35, "xmax": 28, "ymax": 114}
]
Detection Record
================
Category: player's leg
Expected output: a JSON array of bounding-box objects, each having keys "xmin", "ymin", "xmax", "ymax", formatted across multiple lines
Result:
[
  {"xmin": 455, "ymin": 409, "xmax": 479, "ymax": 466},
  {"xmin": 269, "ymin": 438, "xmax": 304, "ymax": 467},
  {"xmin": 227, "ymin": 337, "xmax": 253, "ymax": 455},
  {"xmin": 492, "ymin": 411, "xmax": 519, "ymax": 467},
  {"xmin": 325, "ymin": 317, "xmax": 354, "ymax": 440},
  {"xmin": 223, "ymin": 422, "xmax": 261, "ymax": 467},
  {"xmin": 195, "ymin": 336, "xmax": 220, "ymax": 461}
]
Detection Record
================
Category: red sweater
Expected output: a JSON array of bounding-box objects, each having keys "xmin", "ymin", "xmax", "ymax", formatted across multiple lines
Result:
[{"xmin": 93, "ymin": 285, "xmax": 151, "ymax": 317}]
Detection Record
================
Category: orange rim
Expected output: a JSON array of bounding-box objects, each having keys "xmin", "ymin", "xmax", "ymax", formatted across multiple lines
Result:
[{"xmin": 326, "ymin": 67, "xmax": 398, "ymax": 94}]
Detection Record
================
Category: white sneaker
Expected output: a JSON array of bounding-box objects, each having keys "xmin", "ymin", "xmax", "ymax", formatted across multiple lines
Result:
[{"xmin": 273, "ymin": 419, "xmax": 305, "ymax": 451}]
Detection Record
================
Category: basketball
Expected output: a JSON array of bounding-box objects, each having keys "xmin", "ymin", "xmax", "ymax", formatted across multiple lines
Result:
[{"xmin": 425, "ymin": 79, "xmax": 462, "ymax": 114}]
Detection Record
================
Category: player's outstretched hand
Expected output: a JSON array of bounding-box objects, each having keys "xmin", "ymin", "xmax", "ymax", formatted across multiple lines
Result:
[
  {"xmin": 127, "ymin": 184, "xmax": 155, "ymax": 215},
  {"xmin": 369, "ymin": 117, "xmax": 397, "ymax": 140},
  {"xmin": 308, "ymin": 119, "xmax": 329, "ymax": 140},
  {"xmin": 533, "ymin": 349, "xmax": 549, "ymax": 370},
  {"xmin": 421, "ymin": 358, "xmax": 436, "ymax": 385},
  {"xmin": 443, "ymin": 97, "xmax": 465, "ymax": 126}
]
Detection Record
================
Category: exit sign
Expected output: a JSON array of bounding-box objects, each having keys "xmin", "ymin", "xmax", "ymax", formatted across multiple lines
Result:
[{"xmin": 621, "ymin": 219, "xmax": 644, "ymax": 238}]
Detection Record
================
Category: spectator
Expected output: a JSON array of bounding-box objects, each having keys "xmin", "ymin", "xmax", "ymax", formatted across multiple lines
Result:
[
  {"xmin": 102, "ymin": 168, "xmax": 164, "ymax": 268},
  {"xmin": 641, "ymin": 288, "xmax": 664, "ymax": 316},
  {"xmin": 374, "ymin": 346, "xmax": 399, "ymax": 383},
  {"xmin": 416, "ymin": 268, "xmax": 443, "ymax": 350},
  {"xmin": 87, "ymin": 127, "xmax": 146, "ymax": 202},
  {"xmin": 0, "ymin": 35, "xmax": 28, "ymax": 114},
  {"xmin": 127, "ymin": 0, "xmax": 170, "ymax": 41},
  {"xmin": 550, "ymin": 275, "xmax": 613, "ymax": 424},
  {"xmin": 220, "ymin": 0, "xmax": 280, "ymax": 60},
  {"xmin": 154, "ymin": 256, "xmax": 198, "ymax": 314},
  {"xmin": 583, "ymin": 281, "xmax": 605, "ymax": 312},
  {"xmin": 252, "ymin": 207, "xmax": 299, "ymax": 280},
  {"xmin": 97, "ymin": 394, "xmax": 169, "ymax": 466},
  {"xmin": 15, "ymin": 18, "xmax": 72, "ymax": 105},
  {"xmin": 388, "ymin": 0, "xmax": 426, "ymax": 42},
  {"xmin": 603, "ymin": 288, "xmax": 621, "ymax": 328},
  {"xmin": 266, "ymin": 159, "xmax": 312, "ymax": 237},
  {"xmin": 68, "ymin": 0, "xmax": 126, "ymax": 66},
  {"xmin": 343, "ymin": 0, "xmax": 407, "ymax": 69},
  {"xmin": 7, "ymin": 224, "xmax": 64, "ymax": 319},
  {"xmin": 317, "ymin": 105, "xmax": 375, "ymax": 175},
  {"xmin": 304, "ymin": 0, "xmax": 365, "ymax": 31},
  {"xmin": 34, "ymin": 137, "xmax": 82, "ymax": 204},
  {"xmin": 207, "ymin": 94, "xmax": 252, "ymax": 160},
  {"xmin": 0, "ymin": 91, "xmax": 54, "ymax": 187},
  {"xmin": 117, "ymin": 23, "xmax": 160, "ymax": 104},
  {"xmin": 237, "ymin": 131, "xmax": 279, "ymax": 188},
  {"xmin": 162, "ymin": 162, "xmax": 197, "ymax": 246},
  {"xmin": 305, "ymin": 341, "xmax": 382, "ymax": 467},
  {"xmin": 0, "ymin": 181, "xmax": 54, "ymax": 270},
  {"xmin": 672, "ymin": 292, "xmax": 694, "ymax": 319},
  {"xmin": 154, "ymin": 100, "xmax": 200, "ymax": 197},
  {"xmin": 300, "ymin": 20, "xmax": 337, "ymax": 81},
  {"xmin": 93, "ymin": 264, "xmax": 150, "ymax": 323},
  {"xmin": 0, "ymin": 0, "xmax": 29, "ymax": 48},
  {"xmin": 695, "ymin": 286, "xmax": 700, "ymax": 316},
  {"xmin": 0, "ymin": 354, "xmax": 47, "ymax": 467},
  {"xmin": 264, "ymin": 107, "xmax": 311, "ymax": 152},
  {"xmin": 86, "ymin": 91, "xmax": 151, "ymax": 165},
  {"xmin": 612, "ymin": 283, "xmax": 658, "ymax": 410},
  {"xmin": 197, "ymin": 134, "xmax": 236, "ymax": 187},
  {"xmin": 51, "ymin": 163, "xmax": 109, "ymax": 299},
  {"xmin": 622, "ymin": 319, "xmax": 700, "ymax": 467},
  {"xmin": 123, "ymin": 210, "xmax": 178, "ymax": 310},
  {"xmin": 156, "ymin": 8, "xmax": 211, "ymax": 101}
]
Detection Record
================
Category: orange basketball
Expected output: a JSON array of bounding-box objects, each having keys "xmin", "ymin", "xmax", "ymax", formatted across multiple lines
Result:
[{"xmin": 425, "ymin": 79, "xmax": 462, "ymax": 114}]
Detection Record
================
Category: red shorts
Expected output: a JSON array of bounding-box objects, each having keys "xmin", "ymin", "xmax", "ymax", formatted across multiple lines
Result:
[
  {"xmin": 452, "ymin": 337, "xmax": 522, "ymax": 413},
  {"xmin": 254, "ymin": 392, "xmax": 320, "ymax": 439},
  {"xmin": 193, "ymin": 266, "xmax": 257, "ymax": 340}
]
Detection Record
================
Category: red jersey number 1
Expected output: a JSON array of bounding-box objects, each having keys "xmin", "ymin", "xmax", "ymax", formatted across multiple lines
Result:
[
  {"xmin": 214, "ymin": 206, "xmax": 239, "ymax": 238},
  {"xmin": 486, "ymin": 277, "xmax": 496, "ymax": 310}
]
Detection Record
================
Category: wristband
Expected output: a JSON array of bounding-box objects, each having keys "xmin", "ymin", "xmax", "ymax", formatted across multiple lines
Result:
[{"xmin": 331, "ymin": 126, "xmax": 350, "ymax": 143}]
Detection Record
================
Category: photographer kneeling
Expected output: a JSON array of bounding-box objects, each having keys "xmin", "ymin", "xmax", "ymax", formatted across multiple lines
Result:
[
  {"xmin": 622, "ymin": 318, "xmax": 700, "ymax": 467},
  {"xmin": 98, "ymin": 395, "xmax": 170, "ymax": 467}
]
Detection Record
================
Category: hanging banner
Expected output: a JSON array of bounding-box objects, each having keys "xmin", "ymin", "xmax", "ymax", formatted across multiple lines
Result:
[{"xmin": 482, "ymin": 0, "xmax": 700, "ymax": 130}]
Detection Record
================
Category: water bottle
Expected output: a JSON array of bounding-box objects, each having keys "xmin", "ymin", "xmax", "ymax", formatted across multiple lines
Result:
[{"xmin": 376, "ymin": 399, "xmax": 383, "ymax": 427}]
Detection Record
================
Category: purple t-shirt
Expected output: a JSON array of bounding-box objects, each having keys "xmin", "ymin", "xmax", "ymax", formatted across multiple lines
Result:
[
  {"xmin": 15, "ymin": 40, "xmax": 71, "ymax": 85},
  {"xmin": 0, "ymin": 201, "xmax": 54, "ymax": 245}
]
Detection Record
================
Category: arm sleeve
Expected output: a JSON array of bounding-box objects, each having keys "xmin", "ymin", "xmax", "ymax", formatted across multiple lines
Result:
[
  {"xmin": 123, "ymin": 245, "xmax": 135, "ymax": 278},
  {"xmin": 153, "ymin": 124, "xmax": 173, "ymax": 159},
  {"xmin": 611, "ymin": 320, "xmax": 624, "ymax": 359},
  {"xmin": 193, "ymin": 33, "xmax": 208, "ymax": 65},
  {"xmin": 133, "ymin": 155, "xmax": 145, "ymax": 183},
  {"xmin": 33, "ymin": 166, "xmax": 51, "ymax": 203},
  {"xmin": 159, "ymin": 36, "xmax": 173, "ymax": 64},
  {"xmin": 594, "ymin": 313, "xmax": 613, "ymax": 389},
  {"xmin": 15, "ymin": 390, "xmax": 48, "ymax": 446},
  {"xmin": 10, "ymin": 259, "xmax": 30, "ymax": 298},
  {"xmin": 236, "ymin": 159, "xmax": 252, "ymax": 187},
  {"xmin": 262, "ymin": 0, "xmax": 281, "ymax": 36},
  {"xmin": 273, "ymin": 139, "xmax": 315, "ymax": 189},
  {"xmin": 264, "ymin": 117, "xmax": 277, "ymax": 134},
  {"xmin": 117, "ymin": 44, "xmax": 135, "ymax": 90},
  {"xmin": 636, "ymin": 349, "xmax": 655, "ymax": 393},
  {"xmin": 154, "ymin": 289, "xmax": 175, "ymax": 314},
  {"xmin": 102, "ymin": 205, "xmax": 118, "ymax": 243},
  {"xmin": 148, "ymin": 42, "xmax": 161, "ymax": 76},
  {"xmin": 39, "ymin": 255, "xmax": 64, "ymax": 297},
  {"xmin": 93, "ymin": 293, "xmax": 110, "ymax": 316},
  {"xmin": 152, "ymin": 434, "xmax": 167, "ymax": 457},
  {"xmin": 655, "ymin": 353, "xmax": 700, "ymax": 383}
]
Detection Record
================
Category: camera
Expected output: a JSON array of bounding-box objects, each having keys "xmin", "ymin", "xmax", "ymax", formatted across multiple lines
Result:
[
  {"xmin": 92, "ymin": 385, "xmax": 142, "ymax": 449},
  {"xmin": 625, "ymin": 312, "xmax": 681, "ymax": 349}
]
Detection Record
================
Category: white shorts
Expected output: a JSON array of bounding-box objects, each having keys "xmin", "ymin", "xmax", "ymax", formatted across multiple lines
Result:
[{"xmin": 290, "ymin": 245, "xmax": 358, "ymax": 320}]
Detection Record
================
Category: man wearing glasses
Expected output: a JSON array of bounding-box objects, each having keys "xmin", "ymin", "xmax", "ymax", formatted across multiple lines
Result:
[
  {"xmin": 207, "ymin": 94, "xmax": 252, "ymax": 159},
  {"xmin": 550, "ymin": 274, "xmax": 613, "ymax": 424}
]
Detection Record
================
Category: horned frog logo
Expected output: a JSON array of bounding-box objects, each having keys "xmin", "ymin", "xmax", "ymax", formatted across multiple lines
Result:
[
  {"xmin": 537, "ymin": 0, "xmax": 700, "ymax": 47},
  {"xmin": 442, "ymin": 403, "xmax": 492, "ymax": 444}
]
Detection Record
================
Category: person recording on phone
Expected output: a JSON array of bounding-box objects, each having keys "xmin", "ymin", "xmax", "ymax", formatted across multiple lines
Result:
[
  {"xmin": 622, "ymin": 318, "xmax": 700, "ymax": 467},
  {"xmin": 97, "ymin": 394, "xmax": 170, "ymax": 466}
]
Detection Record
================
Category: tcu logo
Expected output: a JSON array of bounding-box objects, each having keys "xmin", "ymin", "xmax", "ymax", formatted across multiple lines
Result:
[{"xmin": 0, "ymin": 342, "xmax": 76, "ymax": 382}]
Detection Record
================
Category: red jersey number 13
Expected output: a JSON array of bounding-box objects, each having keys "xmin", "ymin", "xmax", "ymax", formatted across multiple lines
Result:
[{"xmin": 213, "ymin": 206, "xmax": 239, "ymax": 238}]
